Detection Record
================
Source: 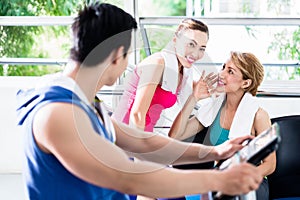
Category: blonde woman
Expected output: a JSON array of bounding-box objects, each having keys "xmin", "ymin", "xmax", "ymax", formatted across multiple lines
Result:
[{"xmin": 169, "ymin": 51, "xmax": 276, "ymax": 200}]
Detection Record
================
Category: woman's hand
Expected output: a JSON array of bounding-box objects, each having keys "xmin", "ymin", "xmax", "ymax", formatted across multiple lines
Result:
[{"xmin": 193, "ymin": 71, "xmax": 218, "ymax": 101}]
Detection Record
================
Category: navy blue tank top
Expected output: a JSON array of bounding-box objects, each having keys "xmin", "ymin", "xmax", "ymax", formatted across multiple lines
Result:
[{"xmin": 17, "ymin": 86, "xmax": 129, "ymax": 200}]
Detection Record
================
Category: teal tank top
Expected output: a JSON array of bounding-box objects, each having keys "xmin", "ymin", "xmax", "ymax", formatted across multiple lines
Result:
[{"xmin": 209, "ymin": 109, "xmax": 230, "ymax": 146}]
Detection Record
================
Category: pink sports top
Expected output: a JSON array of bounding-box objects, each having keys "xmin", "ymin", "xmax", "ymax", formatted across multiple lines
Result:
[
  {"xmin": 112, "ymin": 67, "xmax": 177, "ymax": 132},
  {"xmin": 112, "ymin": 45, "xmax": 193, "ymax": 132},
  {"xmin": 125, "ymin": 84, "xmax": 176, "ymax": 132}
]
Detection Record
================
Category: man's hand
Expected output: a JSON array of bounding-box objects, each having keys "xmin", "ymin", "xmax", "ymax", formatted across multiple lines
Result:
[{"xmin": 217, "ymin": 163, "xmax": 262, "ymax": 195}]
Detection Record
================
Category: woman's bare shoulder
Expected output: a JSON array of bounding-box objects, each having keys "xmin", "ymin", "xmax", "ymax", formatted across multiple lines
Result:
[
  {"xmin": 138, "ymin": 52, "xmax": 165, "ymax": 66},
  {"xmin": 255, "ymin": 108, "xmax": 270, "ymax": 121},
  {"xmin": 136, "ymin": 52, "xmax": 165, "ymax": 75},
  {"xmin": 254, "ymin": 107, "xmax": 271, "ymax": 135}
]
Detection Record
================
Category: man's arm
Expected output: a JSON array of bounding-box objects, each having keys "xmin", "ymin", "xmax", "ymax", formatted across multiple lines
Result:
[
  {"xmin": 33, "ymin": 103, "xmax": 262, "ymax": 198},
  {"xmin": 113, "ymin": 118, "xmax": 253, "ymax": 165}
]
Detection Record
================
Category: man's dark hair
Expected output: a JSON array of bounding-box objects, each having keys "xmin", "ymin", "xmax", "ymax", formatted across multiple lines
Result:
[{"xmin": 70, "ymin": 2, "xmax": 137, "ymax": 66}]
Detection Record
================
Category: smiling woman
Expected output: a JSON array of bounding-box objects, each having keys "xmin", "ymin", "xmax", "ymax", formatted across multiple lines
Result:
[
  {"xmin": 112, "ymin": 18, "xmax": 214, "ymax": 200},
  {"xmin": 112, "ymin": 18, "xmax": 213, "ymax": 133}
]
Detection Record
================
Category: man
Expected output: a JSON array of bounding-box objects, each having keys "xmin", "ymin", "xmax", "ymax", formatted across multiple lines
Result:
[{"xmin": 17, "ymin": 2, "xmax": 262, "ymax": 200}]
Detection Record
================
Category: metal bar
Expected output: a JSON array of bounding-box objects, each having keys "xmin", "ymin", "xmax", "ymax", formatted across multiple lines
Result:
[
  {"xmin": 257, "ymin": 92, "xmax": 300, "ymax": 98},
  {"xmin": 139, "ymin": 17, "xmax": 300, "ymax": 26},
  {"xmin": 133, "ymin": 0, "xmax": 140, "ymax": 65},
  {"xmin": 0, "ymin": 16, "xmax": 74, "ymax": 26},
  {"xmin": 196, "ymin": 62, "xmax": 300, "ymax": 67},
  {"xmin": 97, "ymin": 90, "xmax": 124, "ymax": 95},
  {"xmin": 139, "ymin": 24, "xmax": 152, "ymax": 56},
  {"xmin": 98, "ymin": 89, "xmax": 300, "ymax": 98},
  {"xmin": 0, "ymin": 58, "xmax": 68, "ymax": 65},
  {"xmin": 1, "ymin": 58, "xmax": 298, "ymax": 67},
  {"xmin": 1, "ymin": 16, "xmax": 299, "ymax": 27}
]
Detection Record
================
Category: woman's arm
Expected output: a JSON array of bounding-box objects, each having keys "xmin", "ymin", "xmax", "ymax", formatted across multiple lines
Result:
[
  {"xmin": 253, "ymin": 108, "xmax": 277, "ymax": 176},
  {"xmin": 129, "ymin": 53, "xmax": 164, "ymax": 130},
  {"xmin": 169, "ymin": 71, "xmax": 217, "ymax": 140},
  {"xmin": 168, "ymin": 95, "xmax": 204, "ymax": 140}
]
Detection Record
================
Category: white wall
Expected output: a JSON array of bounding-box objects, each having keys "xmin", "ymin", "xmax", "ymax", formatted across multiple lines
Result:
[
  {"xmin": 0, "ymin": 77, "xmax": 40, "ymax": 173},
  {"xmin": 259, "ymin": 97, "xmax": 300, "ymax": 119}
]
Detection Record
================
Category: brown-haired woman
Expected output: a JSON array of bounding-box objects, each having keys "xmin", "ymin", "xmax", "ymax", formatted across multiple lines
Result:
[{"xmin": 112, "ymin": 18, "xmax": 216, "ymax": 133}]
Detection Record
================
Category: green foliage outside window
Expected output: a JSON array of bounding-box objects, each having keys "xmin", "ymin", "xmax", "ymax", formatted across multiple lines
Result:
[
  {"xmin": 268, "ymin": 27, "xmax": 300, "ymax": 80},
  {"xmin": 0, "ymin": 0, "xmax": 82, "ymax": 76},
  {"xmin": 267, "ymin": 0, "xmax": 300, "ymax": 80},
  {"xmin": 0, "ymin": 0, "xmax": 126, "ymax": 76},
  {"xmin": 0, "ymin": 0, "xmax": 299, "ymax": 79},
  {"xmin": 139, "ymin": 0, "xmax": 186, "ymax": 60},
  {"xmin": 152, "ymin": 0, "xmax": 186, "ymax": 16}
]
